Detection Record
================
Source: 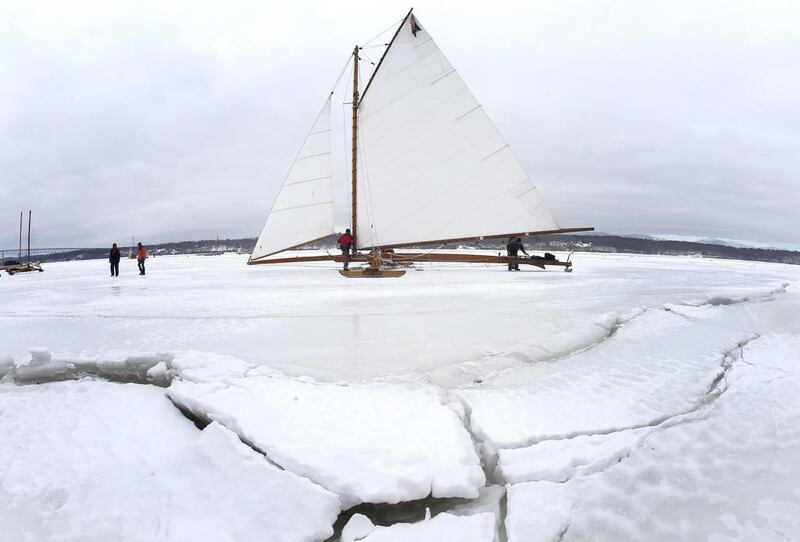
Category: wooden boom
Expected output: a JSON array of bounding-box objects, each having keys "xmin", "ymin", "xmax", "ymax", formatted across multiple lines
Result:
[{"xmin": 248, "ymin": 251, "xmax": 573, "ymax": 270}]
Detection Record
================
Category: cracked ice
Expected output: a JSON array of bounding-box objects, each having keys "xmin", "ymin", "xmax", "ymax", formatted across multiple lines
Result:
[{"xmin": 1, "ymin": 252, "xmax": 799, "ymax": 541}]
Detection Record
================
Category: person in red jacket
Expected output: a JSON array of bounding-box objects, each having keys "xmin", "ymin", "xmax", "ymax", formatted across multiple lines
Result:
[
  {"xmin": 137, "ymin": 242, "xmax": 147, "ymax": 275},
  {"xmin": 337, "ymin": 229, "xmax": 353, "ymax": 271}
]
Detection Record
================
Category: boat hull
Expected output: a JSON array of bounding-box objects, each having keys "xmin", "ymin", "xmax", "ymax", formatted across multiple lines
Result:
[{"xmin": 339, "ymin": 269, "xmax": 406, "ymax": 278}]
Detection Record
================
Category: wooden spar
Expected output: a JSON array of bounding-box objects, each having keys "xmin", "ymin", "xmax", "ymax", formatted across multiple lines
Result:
[
  {"xmin": 351, "ymin": 46, "xmax": 359, "ymax": 251},
  {"xmin": 359, "ymin": 8, "xmax": 413, "ymax": 107},
  {"xmin": 249, "ymin": 254, "xmax": 341, "ymax": 265},
  {"xmin": 374, "ymin": 227, "xmax": 595, "ymax": 250},
  {"xmin": 249, "ymin": 250, "xmax": 571, "ymax": 270},
  {"xmin": 247, "ymin": 233, "xmax": 339, "ymax": 264}
]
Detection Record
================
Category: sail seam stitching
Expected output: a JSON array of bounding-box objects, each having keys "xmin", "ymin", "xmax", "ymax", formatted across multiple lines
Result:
[
  {"xmin": 285, "ymin": 176, "xmax": 331, "ymax": 187},
  {"xmin": 431, "ymin": 69, "xmax": 457, "ymax": 85},
  {"xmin": 271, "ymin": 201, "xmax": 333, "ymax": 214},
  {"xmin": 482, "ymin": 145, "xmax": 510, "ymax": 161},
  {"xmin": 295, "ymin": 152, "xmax": 331, "ymax": 162},
  {"xmin": 455, "ymin": 104, "xmax": 482, "ymax": 122}
]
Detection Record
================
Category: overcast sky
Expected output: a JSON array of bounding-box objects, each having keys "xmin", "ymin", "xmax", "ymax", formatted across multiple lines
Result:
[{"xmin": 1, "ymin": 0, "xmax": 798, "ymax": 249}]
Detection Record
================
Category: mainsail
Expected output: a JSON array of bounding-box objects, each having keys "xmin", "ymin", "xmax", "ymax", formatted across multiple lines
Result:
[
  {"xmin": 356, "ymin": 14, "xmax": 559, "ymax": 250},
  {"xmin": 250, "ymin": 97, "xmax": 334, "ymax": 262}
]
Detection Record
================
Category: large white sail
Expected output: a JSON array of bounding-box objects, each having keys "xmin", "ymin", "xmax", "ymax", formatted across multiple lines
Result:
[
  {"xmin": 250, "ymin": 97, "xmax": 334, "ymax": 261},
  {"xmin": 356, "ymin": 14, "xmax": 559, "ymax": 249}
]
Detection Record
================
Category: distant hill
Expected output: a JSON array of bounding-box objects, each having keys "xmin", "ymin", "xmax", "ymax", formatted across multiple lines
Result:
[{"xmin": 24, "ymin": 234, "xmax": 800, "ymax": 266}]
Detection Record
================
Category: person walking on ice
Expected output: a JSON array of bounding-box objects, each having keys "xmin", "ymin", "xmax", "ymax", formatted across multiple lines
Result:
[
  {"xmin": 109, "ymin": 243, "xmax": 121, "ymax": 277},
  {"xmin": 338, "ymin": 229, "xmax": 353, "ymax": 271},
  {"xmin": 137, "ymin": 242, "xmax": 147, "ymax": 275},
  {"xmin": 506, "ymin": 237, "xmax": 529, "ymax": 271}
]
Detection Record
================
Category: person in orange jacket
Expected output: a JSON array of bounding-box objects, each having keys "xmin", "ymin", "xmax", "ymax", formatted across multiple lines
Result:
[{"xmin": 137, "ymin": 242, "xmax": 147, "ymax": 275}]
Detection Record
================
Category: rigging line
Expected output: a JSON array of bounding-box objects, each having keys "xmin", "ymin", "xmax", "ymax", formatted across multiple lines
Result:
[
  {"xmin": 355, "ymin": 119, "xmax": 374, "ymax": 248},
  {"xmin": 358, "ymin": 118, "xmax": 381, "ymax": 249},
  {"xmin": 342, "ymin": 102, "xmax": 351, "ymax": 230},
  {"xmin": 256, "ymin": 97, "xmax": 332, "ymax": 254},
  {"xmin": 360, "ymin": 49, "xmax": 377, "ymax": 66},
  {"xmin": 341, "ymin": 73, "xmax": 353, "ymax": 233},
  {"xmin": 330, "ymin": 54, "xmax": 353, "ymax": 95},
  {"xmin": 361, "ymin": 16, "xmax": 405, "ymax": 47}
]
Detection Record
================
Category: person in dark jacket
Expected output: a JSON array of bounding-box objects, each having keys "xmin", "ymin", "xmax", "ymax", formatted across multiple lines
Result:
[
  {"xmin": 338, "ymin": 229, "xmax": 353, "ymax": 270},
  {"xmin": 506, "ymin": 237, "xmax": 529, "ymax": 271},
  {"xmin": 109, "ymin": 243, "xmax": 121, "ymax": 277},
  {"xmin": 137, "ymin": 242, "xmax": 147, "ymax": 275}
]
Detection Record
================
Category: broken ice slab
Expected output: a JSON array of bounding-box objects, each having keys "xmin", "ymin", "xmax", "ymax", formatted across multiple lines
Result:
[
  {"xmin": 168, "ymin": 374, "xmax": 485, "ymax": 508},
  {"xmin": 0, "ymin": 381, "xmax": 340, "ymax": 542},
  {"xmin": 151, "ymin": 422, "xmax": 340, "ymax": 541}
]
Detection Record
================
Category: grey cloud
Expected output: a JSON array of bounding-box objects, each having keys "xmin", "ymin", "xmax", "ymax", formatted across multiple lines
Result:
[{"xmin": 2, "ymin": 0, "xmax": 798, "ymax": 249}]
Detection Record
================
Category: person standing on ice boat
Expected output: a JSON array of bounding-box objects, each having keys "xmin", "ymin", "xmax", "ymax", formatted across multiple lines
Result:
[
  {"xmin": 109, "ymin": 243, "xmax": 121, "ymax": 277},
  {"xmin": 506, "ymin": 237, "xmax": 528, "ymax": 271},
  {"xmin": 338, "ymin": 229, "xmax": 353, "ymax": 271},
  {"xmin": 137, "ymin": 242, "xmax": 147, "ymax": 275}
]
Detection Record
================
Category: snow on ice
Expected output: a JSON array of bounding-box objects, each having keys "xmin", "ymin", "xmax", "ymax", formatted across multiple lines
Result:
[
  {"xmin": 167, "ymin": 375, "xmax": 485, "ymax": 507},
  {"xmin": 1, "ymin": 252, "xmax": 799, "ymax": 540},
  {"xmin": 505, "ymin": 334, "xmax": 800, "ymax": 541},
  {"xmin": 0, "ymin": 381, "xmax": 339, "ymax": 541}
]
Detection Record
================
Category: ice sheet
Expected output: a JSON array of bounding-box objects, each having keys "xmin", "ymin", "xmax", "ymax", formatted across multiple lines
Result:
[
  {"xmin": 1, "ymin": 252, "xmax": 798, "ymax": 539},
  {"xmin": 168, "ymin": 374, "xmax": 485, "ymax": 507},
  {"xmin": 1, "ymin": 252, "xmax": 794, "ymax": 387},
  {"xmin": 0, "ymin": 381, "xmax": 339, "ymax": 541},
  {"xmin": 150, "ymin": 422, "xmax": 340, "ymax": 542},
  {"xmin": 505, "ymin": 334, "xmax": 800, "ymax": 541},
  {"xmin": 457, "ymin": 305, "xmax": 758, "ymax": 449}
]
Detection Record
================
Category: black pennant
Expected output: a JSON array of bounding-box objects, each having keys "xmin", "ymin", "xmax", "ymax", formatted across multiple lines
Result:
[{"xmin": 410, "ymin": 15, "xmax": 422, "ymax": 37}]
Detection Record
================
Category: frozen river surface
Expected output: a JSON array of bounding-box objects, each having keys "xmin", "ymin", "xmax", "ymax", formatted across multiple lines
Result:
[{"xmin": 1, "ymin": 252, "xmax": 799, "ymax": 541}]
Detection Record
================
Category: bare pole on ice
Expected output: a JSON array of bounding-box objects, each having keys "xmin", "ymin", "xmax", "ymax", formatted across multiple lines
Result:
[
  {"xmin": 18, "ymin": 211, "xmax": 22, "ymax": 260},
  {"xmin": 27, "ymin": 210, "xmax": 31, "ymax": 266}
]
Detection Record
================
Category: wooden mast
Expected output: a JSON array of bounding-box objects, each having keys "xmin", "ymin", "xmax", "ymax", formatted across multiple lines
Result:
[
  {"xmin": 18, "ymin": 211, "xmax": 22, "ymax": 260},
  {"xmin": 351, "ymin": 46, "xmax": 359, "ymax": 251}
]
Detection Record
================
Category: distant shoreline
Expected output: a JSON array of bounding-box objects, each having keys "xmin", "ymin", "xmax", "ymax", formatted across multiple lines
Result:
[{"xmin": 11, "ymin": 234, "xmax": 799, "ymax": 266}]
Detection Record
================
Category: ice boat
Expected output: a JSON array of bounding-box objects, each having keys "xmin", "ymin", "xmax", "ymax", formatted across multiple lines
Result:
[
  {"xmin": 4, "ymin": 211, "xmax": 43, "ymax": 276},
  {"xmin": 248, "ymin": 9, "xmax": 592, "ymax": 277}
]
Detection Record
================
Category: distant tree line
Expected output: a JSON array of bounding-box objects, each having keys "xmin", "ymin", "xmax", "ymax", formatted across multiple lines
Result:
[{"xmin": 33, "ymin": 234, "xmax": 800, "ymax": 266}]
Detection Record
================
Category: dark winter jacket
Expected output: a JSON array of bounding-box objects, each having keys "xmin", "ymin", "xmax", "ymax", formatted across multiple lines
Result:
[
  {"xmin": 109, "ymin": 247, "xmax": 121, "ymax": 264},
  {"xmin": 506, "ymin": 239, "xmax": 528, "ymax": 256}
]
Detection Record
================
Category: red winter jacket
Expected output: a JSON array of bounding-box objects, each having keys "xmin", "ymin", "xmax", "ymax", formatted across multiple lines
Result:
[
  {"xmin": 338, "ymin": 234, "xmax": 353, "ymax": 250},
  {"xmin": 138, "ymin": 246, "xmax": 147, "ymax": 260}
]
